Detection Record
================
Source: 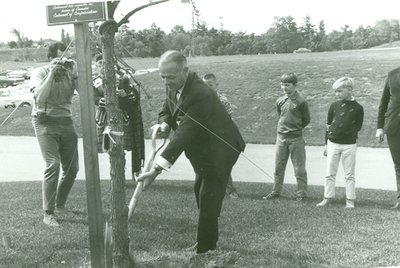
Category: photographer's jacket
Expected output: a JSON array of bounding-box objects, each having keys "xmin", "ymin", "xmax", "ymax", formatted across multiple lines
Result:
[{"xmin": 31, "ymin": 65, "xmax": 77, "ymax": 117}]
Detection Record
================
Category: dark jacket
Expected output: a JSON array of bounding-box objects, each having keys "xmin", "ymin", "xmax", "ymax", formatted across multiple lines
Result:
[
  {"xmin": 326, "ymin": 99, "xmax": 364, "ymax": 144},
  {"xmin": 377, "ymin": 67, "xmax": 400, "ymax": 136},
  {"xmin": 158, "ymin": 72, "xmax": 245, "ymax": 169}
]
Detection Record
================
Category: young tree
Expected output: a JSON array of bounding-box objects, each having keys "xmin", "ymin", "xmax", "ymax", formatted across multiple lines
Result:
[{"xmin": 98, "ymin": 1, "xmax": 169, "ymax": 267}]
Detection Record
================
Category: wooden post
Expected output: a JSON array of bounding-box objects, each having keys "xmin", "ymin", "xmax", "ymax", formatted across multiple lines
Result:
[{"xmin": 74, "ymin": 23, "xmax": 105, "ymax": 268}]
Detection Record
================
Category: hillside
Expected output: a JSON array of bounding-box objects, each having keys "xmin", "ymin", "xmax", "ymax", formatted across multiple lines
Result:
[
  {"xmin": 370, "ymin": 40, "xmax": 400, "ymax": 49},
  {"xmin": 1, "ymin": 48, "xmax": 399, "ymax": 147}
]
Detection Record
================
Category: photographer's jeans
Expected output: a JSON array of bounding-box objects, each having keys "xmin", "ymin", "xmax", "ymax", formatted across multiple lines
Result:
[{"xmin": 32, "ymin": 117, "xmax": 79, "ymax": 212}]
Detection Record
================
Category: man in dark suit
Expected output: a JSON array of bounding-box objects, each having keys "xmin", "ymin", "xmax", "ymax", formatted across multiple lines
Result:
[
  {"xmin": 137, "ymin": 50, "xmax": 245, "ymax": 253},
  {"xmin": 376, "ymin": 67, "xmax": 400, "ymax": 209}
]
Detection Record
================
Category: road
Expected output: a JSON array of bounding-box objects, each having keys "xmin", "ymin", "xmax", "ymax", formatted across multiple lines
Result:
[{"xmin": 0, "ymin": 136, "xmax": 396, "ymax": 192}]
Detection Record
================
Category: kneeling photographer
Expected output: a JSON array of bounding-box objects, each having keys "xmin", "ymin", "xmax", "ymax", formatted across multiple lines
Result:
[{"xmin": 30, "ymin": 57, "xmax": 79, "ymax": 227}]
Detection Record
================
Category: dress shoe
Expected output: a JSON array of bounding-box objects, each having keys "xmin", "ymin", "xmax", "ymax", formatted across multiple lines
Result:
[{"xmin": 391, "ymin": 202, "xmax": 400, "ymax": 210}]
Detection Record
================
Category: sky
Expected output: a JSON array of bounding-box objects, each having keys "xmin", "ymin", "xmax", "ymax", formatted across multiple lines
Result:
[{"xmin": 0, "ymin": 0, "xmax": 399, "ymax": 43}]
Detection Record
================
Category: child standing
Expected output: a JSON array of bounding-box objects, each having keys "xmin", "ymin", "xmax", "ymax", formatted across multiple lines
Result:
[
  {"xmin": 202, "ymin": 73, "xmax": 239, "ymax": 198},
  {"xmin": 317, "ymin": 77, "xmax": 364, "ymax": 208},
  {"xmin": 264, "ymin": 73, "xmax": 310, "ymax": 201}
]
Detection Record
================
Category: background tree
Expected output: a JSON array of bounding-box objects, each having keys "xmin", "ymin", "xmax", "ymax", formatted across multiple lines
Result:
[
  {"xmin": 300, "ymin": 15, "xmax": 316, "ymax": 50},
  {"xmin": 10, "ymin": 28, "xmax": 33, "ymax": 48},
  {"xmin": 107, "ymin": 14, "xmax": 400, "ymax": 58}
]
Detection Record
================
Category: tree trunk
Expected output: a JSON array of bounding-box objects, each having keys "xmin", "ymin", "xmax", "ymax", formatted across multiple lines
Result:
[{"xmin": 100, "ymin": 20, "xmax": 135, "ymax": 268}]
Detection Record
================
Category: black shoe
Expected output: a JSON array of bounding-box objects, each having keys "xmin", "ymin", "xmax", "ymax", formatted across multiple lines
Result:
[
  {"xmin": 196, "ymin": 245, "xmax": 216, "ymax": 254},
  {"xmin": 391, "ymin": 202, "xmax": 400, "ymax": 210}
]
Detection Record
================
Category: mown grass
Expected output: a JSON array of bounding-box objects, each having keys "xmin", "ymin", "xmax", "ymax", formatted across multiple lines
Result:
[
  {"xmin": 1, "ymin": 180, "xmax": 400, "ymax": 267},
  {"xmin": 1, "ymin": 48, "xmax": 399, "ymax": 147}
]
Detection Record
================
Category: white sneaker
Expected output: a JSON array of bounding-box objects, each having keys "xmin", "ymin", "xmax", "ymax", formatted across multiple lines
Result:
[
  {"xmin": 346, "ymin": 199, "xmax": 355, "ymax": 209},
  {"xmin": 316, "ymin": 198, "xmax": 332, "ymax": 207},
  {"xmin": 43, "ymin": 214, "xmax": 60, "ymax": 227}
]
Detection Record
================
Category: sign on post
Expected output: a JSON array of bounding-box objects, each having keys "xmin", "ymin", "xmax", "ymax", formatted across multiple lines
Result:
[
  {"xmin": 46, "ymin": 1, "xmax": 111, "ymax": 267},
  {"xmin": 47, "ymin": 1, "xmax": 108, "ymax": 26}
]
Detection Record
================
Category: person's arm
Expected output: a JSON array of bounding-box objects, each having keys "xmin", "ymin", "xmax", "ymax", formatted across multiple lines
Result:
[
  {"xmin": 356, "ymin": 104, "xmax": 364, "ymax": 132},
  {"xmin": 31, "ymin": 67, "xmax": 55, "ymax": 103},
  {"xmin": 301, "ymin": 101, "xmax": 311, "ymax": 128},
  {"xmin": 377, "ymin": 77, "xmax": 390, "ymax": 129},
  {"xmin": 376, "ymin": 77, "xmax": 390, "ymax": 141},
  {"xmin": 276, "ymin": 98, "xmax": 281, "ymax": 116},
  {"xmin": 325, "ymin": 104, "xmax": 334, "ymax": 145}
]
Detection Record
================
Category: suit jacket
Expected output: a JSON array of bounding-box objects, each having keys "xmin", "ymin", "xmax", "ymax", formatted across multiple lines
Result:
[
  {"xmin": 377, "ymin": 67, "xmax": 400, "ymax": 135},
  {"xmin": 158, "ymin": 72, "xmax": 245, "ymax": 171}
]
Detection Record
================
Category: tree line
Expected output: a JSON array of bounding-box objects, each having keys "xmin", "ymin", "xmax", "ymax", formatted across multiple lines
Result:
[
  {"xmin": 112, "ymin": 16, "xmax": 400, "ymax": 57},
  {"xmin": 4, "ymin": 16, "xmax": 400, "ymax": 57}
]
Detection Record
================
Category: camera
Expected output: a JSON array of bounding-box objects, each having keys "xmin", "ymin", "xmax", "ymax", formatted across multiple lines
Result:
[{"xmin": 51, "ymin": 58, "xmax": 74, "ymax": 81}]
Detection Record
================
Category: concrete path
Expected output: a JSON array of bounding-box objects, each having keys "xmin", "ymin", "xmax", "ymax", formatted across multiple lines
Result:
[{"xmin": 0, "ymin": 136, "xmax": 396, "ymax": 191}]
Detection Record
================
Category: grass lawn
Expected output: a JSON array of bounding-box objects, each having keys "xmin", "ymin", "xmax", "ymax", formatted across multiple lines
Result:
[
  {"xmin": 1, "ymin": 180, "xmax": 400, "ymax": 267},
  {"xmin": 1, "ymin": 48, "xmax": 400, "ymax": 147}
]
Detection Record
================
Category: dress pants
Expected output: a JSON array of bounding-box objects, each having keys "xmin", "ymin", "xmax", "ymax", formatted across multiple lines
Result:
[
  {"xmin": 387, "ymin": 134, "xmax": 400, "ymax": 199},
  {"xmin": 191, "ymin": 152, "xmax": 238, "ymax": 253}
]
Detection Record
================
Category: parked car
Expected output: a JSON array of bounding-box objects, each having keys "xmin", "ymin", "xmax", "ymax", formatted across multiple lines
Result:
[
  {"xmin": 7, "ymin": 69, "xmax": 31, "ymax": 80},
  {"xmin": 293, "ymin": 48, "xmax": 311, "ymax": 53},
  {"xmin": 0, "ymin": 88, "xmax": 33, "ymax": 108},
  {"xmin": 0, "ymin": 76, "xmax": 25, "ymax": 88}
]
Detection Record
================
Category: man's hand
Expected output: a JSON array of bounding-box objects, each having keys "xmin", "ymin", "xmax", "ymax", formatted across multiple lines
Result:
[
  {"xmin": 376, "ymin": 129, "xmax": 384, "ymax": 142},
  {"xmin": 136, "ymin": 168, "xmax": 160, "ymax": 191},
  {"xmin": 151, "ymin": 122, "xmax": 170, "ymax": 139},
  {"xmin": 323, "ymin": 145, "xmax": 327, "ymax": 157}
]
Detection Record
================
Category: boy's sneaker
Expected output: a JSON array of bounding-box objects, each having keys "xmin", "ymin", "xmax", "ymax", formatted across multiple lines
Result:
[
  {"xmin": 346, "ymin": 199, "xmax": 355, "ymax": 209},
  {"xmin": 316, "ymin": 198, "xmax": 332, "ymax": 207},
  {"xmin": 262, "ymin": 192, "xmax": 280, "ymax": 200},
  {"xmin": 43, "ymin": 214, "xmax": 60, "ymax": 227}
]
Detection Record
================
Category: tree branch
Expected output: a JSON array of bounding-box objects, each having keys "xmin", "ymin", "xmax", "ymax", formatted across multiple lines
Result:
[
  {"xmin": 107, "ymin": 1, "xmax": 120, "ymax": 19},
  {"xmin": 116, "ymin": 0, "xmax": 170, "ymax": 28}
]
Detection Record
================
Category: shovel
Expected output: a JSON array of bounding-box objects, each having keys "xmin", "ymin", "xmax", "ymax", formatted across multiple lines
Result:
[{"xmin": 127, "ymin": 124, "xmax": 166, "ymax": 220}]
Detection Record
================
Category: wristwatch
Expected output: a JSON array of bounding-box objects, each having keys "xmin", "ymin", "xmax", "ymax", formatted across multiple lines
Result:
[{"xmin": 154, "ymin": 164, "xmax": 163, "ymax": 174}]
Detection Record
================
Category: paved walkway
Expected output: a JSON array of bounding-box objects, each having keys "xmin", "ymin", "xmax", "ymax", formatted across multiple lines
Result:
[{"xmin": 0, "ymin": 136, "xmax": 396, "ymax": 191}]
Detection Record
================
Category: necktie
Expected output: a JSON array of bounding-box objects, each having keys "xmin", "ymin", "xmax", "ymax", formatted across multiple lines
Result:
[{"xmin": 174, "ymin": 90, "xmax": 181, "ymax": 105}]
